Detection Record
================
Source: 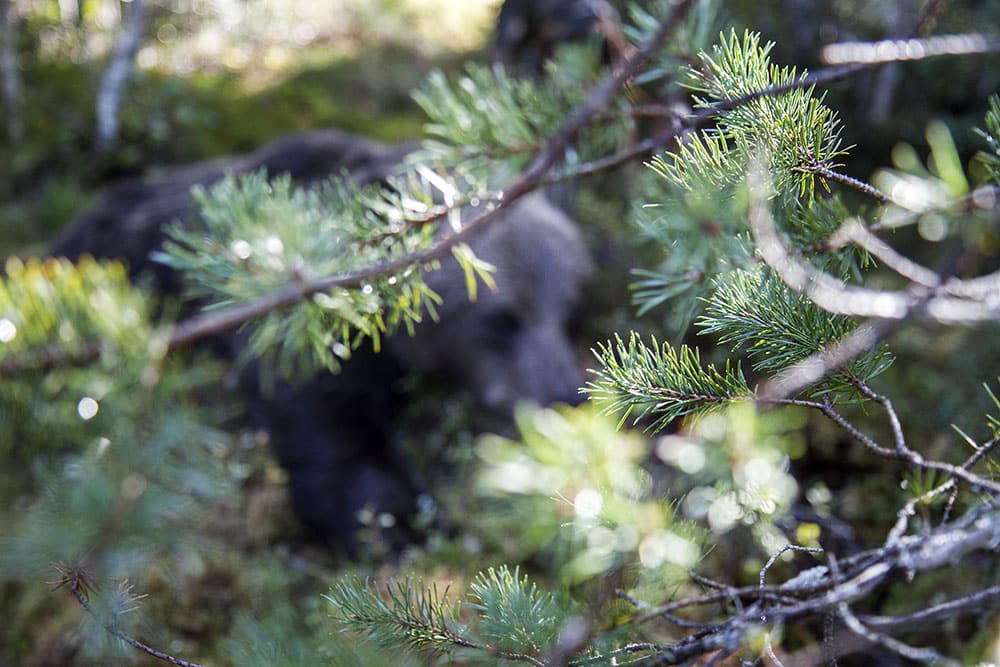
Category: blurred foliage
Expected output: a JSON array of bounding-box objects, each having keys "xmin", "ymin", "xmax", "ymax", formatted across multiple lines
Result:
[
  {"xmin": 159, "ymin": 170, "xmax": 454, "ymax": 380},
  {"xmin": 0, "ymin": 4, "xmax": 474, "ymax": 258}
]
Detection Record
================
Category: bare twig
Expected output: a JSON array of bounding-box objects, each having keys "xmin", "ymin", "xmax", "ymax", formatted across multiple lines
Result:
[
  {"xmin": 860, "ymin": 584, "xmax": 1000, "ymax": 634},
  {"xmin": 772, "ymin": 394, "xmax": 1000, "ymax": 495},
  {"xmin": 822, "ymin": 32, "xmax": 1000, "ymax": 66},
  {"xmin": 827, "ymin": 217, "xmax": 940, "ymax": 287},
  {"xmin": 746, "ymin": 158, "xmax": 1000, "ymax": 329},
  {"xmin": 838, "ymin": 603, "xmax": 952, "ymax": 665},
  {"xmin": 887, "ymin": 433, "xmax": 1000, "ymax": 545},
  {"xmin": 760, "ymin": 545, "xmax": 824, "ymax": 590},
  {"xmin": 758, "ymin": 319, "xmax": 902, "ymax": 401}
]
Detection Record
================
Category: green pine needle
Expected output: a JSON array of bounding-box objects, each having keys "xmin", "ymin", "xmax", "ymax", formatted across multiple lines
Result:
[
  {"xmin": 587, "ymin": 332, "xmax": 752, "ymax": 432},
  {"xmin": 698, "ymin": 268, "xmax": 893, "ymax": 395},
  {"xmin": 158, "ymin": 171, "xmax": 448, "ymax": 379},
  {"xmin": 468, "ymin": 566, "xmax": 566, "ymax": 654},
  {"xmin": 974, "ymin": 94, "xmax": 1000, "ymax": 184},
  {"xmin": 326, "ymin": 577, "xmax": 470, "ymax": 656},
  {"xmin": 658, "ymin": 29, "xmax": 848, "ymax": 200}
]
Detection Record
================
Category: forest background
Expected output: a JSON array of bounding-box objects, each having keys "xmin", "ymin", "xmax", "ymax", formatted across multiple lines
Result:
[{"xmin": 2, "ymin": 0, "xmax": 1000, "ymax": 665}]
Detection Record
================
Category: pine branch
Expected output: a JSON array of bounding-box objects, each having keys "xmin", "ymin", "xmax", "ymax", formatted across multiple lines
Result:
[
  {"xmin": 51, "ymin": 565, "xmax": 205, "ymax": 667},
  {"xmin": 468, "ymin": 566, "xmax": 567, "ymax": 656},
  {"xmin": 587, "ymin": 332, "xmax": 751, "ymax": 432},
  {"xmin": 162, "ymin": 0, "xmax": 701, "ymax": 360},
  {"xmin": 326, "ymin": 576, "xmax": 550, "ymax": 665},
  {"xmin": 327, "ymin": 577, "xmax": 474, "ymax": 655},
  {"xmin": 663, "ymin": 30, "xmax": 850, "ymax": 199},
  {"xmin": 697, "ymin": 268, "xmax": 894, "ymax": 395},
  {"xmin": 0, "ymin": 256, "xmax": 154, "ymax": 378}
]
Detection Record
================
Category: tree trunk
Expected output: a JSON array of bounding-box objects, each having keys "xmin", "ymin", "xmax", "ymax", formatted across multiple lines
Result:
[
  {"xmin": 96, "ymin": 0, "xmax": 146, "ymax": 150},
  {"xmin": 0, "ymin": 0, "xmax": 24, "ymax": 145}
]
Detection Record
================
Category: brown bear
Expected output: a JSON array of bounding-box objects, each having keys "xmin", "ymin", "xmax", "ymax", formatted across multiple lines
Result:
[{"xmin": 51, "ymin": 129, "xmax": 592, "ymax": 552}]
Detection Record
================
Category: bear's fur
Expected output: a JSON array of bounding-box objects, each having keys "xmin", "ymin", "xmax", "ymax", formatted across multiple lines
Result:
[{"xmin": 51, "ymin": 129, "xmax": 592, "ymax": 550}]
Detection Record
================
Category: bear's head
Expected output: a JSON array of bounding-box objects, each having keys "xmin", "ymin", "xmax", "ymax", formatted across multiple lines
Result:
[{"xmin": 389, "ymin": 192, "xmax": 592, "ymax": 413}]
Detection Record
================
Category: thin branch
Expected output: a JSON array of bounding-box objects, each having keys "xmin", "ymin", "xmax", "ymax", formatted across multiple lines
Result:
[
  {"xmin": 822, "ymin": 32, "xmax": 1000, "ymax": 66},
  {"xmin": 760, "ymin": 545, "xmax": 824, "ymax": 589},
  {"xmin": 793, "ymin": 159, "xmax": 890, "ymax": 204},
  {"xmin": 860, "ymin": 584, "xmax": 1000, "ymax": 635},
  {"xmin": 0, "ymin": 341, "xmax": 102, "ymax": 377},
  {"xmin": 542, "ymin": 123, "xmax": 685, "ymax": 186},
  {"xmin": 852, "ymin": 381, "xmax": 907, "ymax": 454},
  {"xmin": 772, "ymin": 395, "xmax": 1000, "ymax": 495},
  {"xmin": 758, "ymin": 319, "xmax": 902, "ymax": 401},
  {"xmin": 838, "ymin": 603, "xmax": 953, "ymax": 665},
  {"xmin": 685, "ymin": 0, "xmax": 957, "ymax": 130},
  {"xmin": 56, "ymin": 569, "xmax": 205, "ymax": 667},
  {"xmin": 747, "ymin": 158, "xmax": 1000, "ymax": 325},
  {"xmin": 827, "ymin": 217, "xmax": 941, "ymax": 287},
  {"xmin": 769, "ymin": 396, "xmax": 896, "ymax": 458}
]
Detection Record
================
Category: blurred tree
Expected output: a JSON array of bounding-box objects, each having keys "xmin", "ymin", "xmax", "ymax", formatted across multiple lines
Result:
[{"xmin": 0, "ymin": 0, "xmax": 22, "ymax": 144}]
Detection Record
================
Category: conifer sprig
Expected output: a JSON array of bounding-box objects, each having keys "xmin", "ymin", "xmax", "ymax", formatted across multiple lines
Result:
[
  {"xmin": 0, "ymin": 256, "xmax": 153, "ymax": 376},
  {"xmin": 327, "ymin": 577, "xmax": 471, "ymax": 655},
  {"xmin": 413, "ymin": 47, "xmax": 632, "ymax": 172},
  {"xmin": 158, "ymin": 171, "xmax": 457, "ymax": 378},
  {"xmin": 698, "ymin": 268, "xmax": 894, "ymax": 395},
  {"xmin": 975, "ymin": 94, "xmax": 1000, "ymax": 184},
  {"xmin": 326, "ymin": 573, "xmax": 557, "ymax": 665},
  {"xmin": 468, "ymin": 566, "xmax": 568, "ymax": 656},
  {"xmin": 587, "ymin": 333, "xmax": 752, "ymax": 432},
  {"xmin": 659, "ymin": 30, "xmax": 849, "ymax": 199}
]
